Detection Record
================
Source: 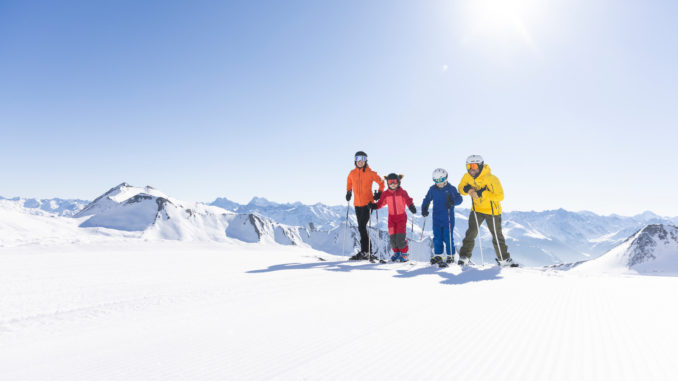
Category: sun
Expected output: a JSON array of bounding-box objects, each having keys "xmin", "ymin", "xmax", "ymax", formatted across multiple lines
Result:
[{"xmin": 457, "ymin": 0, "xmax": 544, "ymax": 51}]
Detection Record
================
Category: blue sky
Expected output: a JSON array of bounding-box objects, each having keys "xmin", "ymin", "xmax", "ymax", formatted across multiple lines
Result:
[{"xmin": 1, "ymin": 0, "xmax": 677, "ymax": 216}]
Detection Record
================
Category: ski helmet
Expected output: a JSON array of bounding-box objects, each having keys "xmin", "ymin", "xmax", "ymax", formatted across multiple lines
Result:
[
  {"xmin": 384, "ymin": 173, "xmax": 403, "ymax": 187},
  {"xmin": 466, "ymin": 155, "xmax": 484, "ymax": 176},
  {"xmin": 354, "ymin": 151, "xmax": 368, "ymax": 166},
  {"xmin": 432, "ymin": 168, "xmax": 448, "ymax": 184}
]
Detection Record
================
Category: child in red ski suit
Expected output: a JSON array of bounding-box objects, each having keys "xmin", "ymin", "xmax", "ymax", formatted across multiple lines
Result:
[{"xmin": 373, "ymin": 173, "xmax": 417, "ymax": 262}]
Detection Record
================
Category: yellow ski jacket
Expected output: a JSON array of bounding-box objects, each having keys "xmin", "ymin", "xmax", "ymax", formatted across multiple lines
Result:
[{"xmin": 458, "ymin": 164, "xmax": 504, "ymax": 215}]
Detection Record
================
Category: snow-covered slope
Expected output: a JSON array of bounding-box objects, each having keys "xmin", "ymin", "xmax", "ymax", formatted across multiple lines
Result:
[
  {"xmin": 576, "ymin": 224, "xmax": 678, "ymax": 275},
  {"xmin": 2, "ymin": 241, "xmax": 678, "ymax": 380},
  {"xmin": 0, "ymin": 198, "xmax": 140, "ymax": 247}
]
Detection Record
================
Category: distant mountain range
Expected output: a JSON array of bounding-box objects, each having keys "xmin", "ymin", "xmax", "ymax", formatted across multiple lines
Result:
[
  {"xmin": 210, "ymin": 196, "xmax": 678, "ymax": 266},
  {"xmin": 2, "ymin": 184, "xmax": 677, "ymax": 267},
  {"xmin": 0, "ymin": 196, "xmax": 89, "ymax": 216}
]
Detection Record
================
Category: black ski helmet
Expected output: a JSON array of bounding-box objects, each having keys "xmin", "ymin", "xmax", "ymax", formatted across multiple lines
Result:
[
  {"xmin": 354, "ymin": 151, "xmax": 368, "ymax": 167},
  {"xmin": 384, "ymin": 173, "xmax": 404, "ymax": 187}
]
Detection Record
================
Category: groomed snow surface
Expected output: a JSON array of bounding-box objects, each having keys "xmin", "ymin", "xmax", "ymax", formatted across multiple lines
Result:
[{"xmin": 2, "ymin": 242, "xmax": 678, "ymax": 380}]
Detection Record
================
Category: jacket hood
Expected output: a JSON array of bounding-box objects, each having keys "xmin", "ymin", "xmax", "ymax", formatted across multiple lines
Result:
[{"xmin": 475, "ymin": 163, "xmax": 492, "ymax": 179}]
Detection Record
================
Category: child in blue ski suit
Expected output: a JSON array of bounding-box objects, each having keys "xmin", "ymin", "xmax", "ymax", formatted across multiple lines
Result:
[{"xmin": 421, "ymin": 168, "xmax": 463, "ymax": 265}]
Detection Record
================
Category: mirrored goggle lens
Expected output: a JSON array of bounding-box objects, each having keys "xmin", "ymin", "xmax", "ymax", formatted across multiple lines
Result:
[
  {"xmin": 388, "ymin": 179, "xmax": 399, "ymax": 185},
  {"xmin": 433, "ymin": 177, "xmax": 447, "ymax": 184},
  {"xmin": 355, "ymin": 155, "xmax": 367, "ymax": 162},
  {"xmin": 466, "ymin": 163, "xmax": 479, "ymax": 171}
]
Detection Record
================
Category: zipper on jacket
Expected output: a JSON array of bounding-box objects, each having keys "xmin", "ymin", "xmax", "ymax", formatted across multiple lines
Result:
[{"xmin": 358, "ymin": 170, "xmax": 362, "ymax": 204}]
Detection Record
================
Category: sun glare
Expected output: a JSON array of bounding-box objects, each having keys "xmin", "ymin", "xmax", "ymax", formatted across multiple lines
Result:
[{"xmin": 459, "ymin": 0, "xmax": 543, "ymax": 50}]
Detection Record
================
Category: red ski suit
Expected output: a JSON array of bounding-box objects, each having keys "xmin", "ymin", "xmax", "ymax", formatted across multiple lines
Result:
[{"xmin": 375, "ymin": 187, "xmax": 414, "ymax": 253}]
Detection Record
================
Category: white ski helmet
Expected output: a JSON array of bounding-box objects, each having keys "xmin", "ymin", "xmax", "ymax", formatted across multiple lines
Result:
[
  {"xmin": 466, "ymin": 155, "xmax": 484, "ymax": 165},
  {"xmin": 466, "ymin": 154, "xmax": 484, "ymax": 176},
  {"xmin": 432, "ymin": 168, "xmax": 448, "ymax": 184}
]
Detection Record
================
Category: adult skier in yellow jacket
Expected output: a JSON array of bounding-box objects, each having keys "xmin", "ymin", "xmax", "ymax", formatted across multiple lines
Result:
[{"xmin": 457, "ymin": 155, "xmax": 518, "ymax": 267}]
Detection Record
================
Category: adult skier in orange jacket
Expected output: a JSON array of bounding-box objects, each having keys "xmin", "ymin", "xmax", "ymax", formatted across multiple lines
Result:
[{"xmin": 346, "ymin": 151, "xmax": 385, "ymax": 260}]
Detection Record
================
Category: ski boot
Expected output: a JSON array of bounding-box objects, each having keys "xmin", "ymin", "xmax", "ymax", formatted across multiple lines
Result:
[
  {"xmin": 349, "ymin": 251, "xmax": 368, "ymax": 261},
  {"xmin": 430, "ymin": 255, "xmax": 444, "ymax": 266},
  {"xmin": 496, "ymin": 257, "xmax": 519, "ymax": 267},
  {"xmin": 400, "ymin": 254, "xmax": 409, "ymax": 262},
  {"xmin": 457, "ymin": 256, "xmax": 470, "ymax": 266},
  {"xmin": 446, "ymin": 255, "xmax": 455, "ymax": 265},
  {"xmin": 391, "ymin": 253, "xmax": 402, "ymax": 262}
]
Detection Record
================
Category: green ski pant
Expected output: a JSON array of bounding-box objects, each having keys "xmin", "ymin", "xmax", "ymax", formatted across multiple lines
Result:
[{"xmin": 459, "ymin": 211, "xmax": 510, "ymax": 261}]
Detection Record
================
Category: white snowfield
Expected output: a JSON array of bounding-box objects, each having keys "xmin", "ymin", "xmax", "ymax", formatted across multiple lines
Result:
[{"xmin": 2, "ymin": 241, "xmax": 678, "ymax": 381}]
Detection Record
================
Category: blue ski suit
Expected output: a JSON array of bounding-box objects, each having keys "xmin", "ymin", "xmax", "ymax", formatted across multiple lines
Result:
[{"xmin": 421, "ymin": 183, "xmax": 463, "ymax": 255}]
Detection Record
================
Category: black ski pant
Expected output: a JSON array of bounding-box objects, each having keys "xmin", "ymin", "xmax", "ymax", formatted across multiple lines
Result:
[
  {"xmin": 355, "ymin": 205, "xmax": 372, "ymax": 254},
  {"xmin": 459, "ymin": 211, "xmax": 510, "ymax": 261}
]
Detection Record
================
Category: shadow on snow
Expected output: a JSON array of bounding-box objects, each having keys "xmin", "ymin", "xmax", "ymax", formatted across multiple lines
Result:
[{"xmin": 247, "ymin": 259, "xmax": 503, "ymax": 285}]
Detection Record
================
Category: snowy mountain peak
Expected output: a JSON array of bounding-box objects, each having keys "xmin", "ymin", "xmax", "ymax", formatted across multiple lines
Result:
[
  {"xmin": 75, "ymin": 183, "xmax": 173, "ymax": 218},
  {"xmin": 634, "ymin": 211, "xmax": 662, "ymax": 221},
  {"xmin": 211, "ymin": 197, "xmax": 239, "ymax": 212},
  {"xmin": 625, "ymin": 224, "xmax": 678, "ymax": 267},
  {"xmin": 577, "ymin": 224, "xmax": 678, "ymax": 274},
  {"xmin": 248, "ymin": 197, "xmax": 275, "ymax": 207}
]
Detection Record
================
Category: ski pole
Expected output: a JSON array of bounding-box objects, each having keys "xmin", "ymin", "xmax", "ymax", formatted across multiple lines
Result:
[
  {"xmin": 410, "ymin": 211, "xmax": 414, "ymax": 237},
  {"xmin": 472, "ymin": 200, "xmax": 484, "ymax": 267},
  {"xmin": 448, "ymin": 208, "xmax": 453, "ymax": 263},
  {"xmin": 446, "ymin": 193, "xmax": 453, "ymax": 263},
  {"xmin": 376, "ymin": 209, "xmax": 381, "ymax": 261},
  {"xmin": 342, "ymin": 200, "xmax": 350, "ymax": 258},
  {"xmin": 368, "ymin": 208, "xmax": 373, "ymax": 260},
  {"xmin": 420, "ymin": 215, "xmax": 426, "ymax": 241},
  {"xmin": 419, "ymin": 214, "xmax": 427, "ymax": 261},
  {"xmin": 490, "ymin": 202, "xmax": 505, "ymax": 262}
]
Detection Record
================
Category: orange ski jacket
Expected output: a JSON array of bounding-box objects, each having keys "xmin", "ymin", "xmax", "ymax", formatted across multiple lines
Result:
[{"xmin": 346, "ymin": 165, "xmax": 385, "ymax": 207}]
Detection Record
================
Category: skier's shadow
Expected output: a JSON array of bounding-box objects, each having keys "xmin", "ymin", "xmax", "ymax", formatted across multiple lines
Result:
[
  {"xmin": 247, "ymin": 260, "xmax": 387, "ymax": 274},
  {"xmin": 393, "ymin": 265, "xmax": 503, "ymax": 285},
  {"xmin": 248, "ymin": 259, "xmax": 503, "ymax": 285}
]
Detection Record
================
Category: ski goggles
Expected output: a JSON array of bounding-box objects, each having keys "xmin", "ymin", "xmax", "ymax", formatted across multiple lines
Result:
[
  {"xmin": 355, "ymin": 155, "xmax": 367, "ymax": 162},
  {"xmin": 466, "ymin": 163, "xmax": 480, "ymax": 171},
  {"xmin": 387, "ymin": 179, "xmax": 399, "ymax": 185},
  {"xmin": 433, "ymin": 176, "xmax": 447, "ymax": 184}
]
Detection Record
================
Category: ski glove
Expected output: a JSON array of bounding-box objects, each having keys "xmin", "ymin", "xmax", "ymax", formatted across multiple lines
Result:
[
  {"xmin": 346, "ymin": 190, "xmax": 352, "ymax": 201},
  {"xmin": 476, "ymin": 186, "xmax": 488, "ymax": 198},
  {"xmin": 446, "ymin": 193, "xmax": 454, "ymax": 209},
  {"xmin": 369, "ymin": 202, "xmax": 378, "ymax": 210},
  {"xmin": 463, "ymin": 184, "xmax": 472, "ymax": 193},
  {"xmin": 422, "ymin": 208, "xmax": 429, "ymax": 217},
  {"xmin": 373, "ymin": 190, "xmax": 382, "ymax": 201},
  {"xmin": 408, "ymin": 204, "xmax": 417, "ymax": 214}
]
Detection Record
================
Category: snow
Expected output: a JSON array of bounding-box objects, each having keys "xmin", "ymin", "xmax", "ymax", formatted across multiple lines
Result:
[
  {"xmin": 0, "ymin": 196, "xmax": 88, "ymax": 217},
  {"xmin": 1, "ymin": 241, "xmax": 678, "ymax": 380},
  {"xmin": 576, "ymin": 224, "xmax": 678, "ymax": 275},
  {"xmin": 3, "ymin": 186, "xmax": 678, "ymax": 379},
  {"xmin": 212, "ymin": 194, "xmax": 678, "ymax": 266}
]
